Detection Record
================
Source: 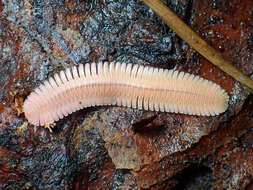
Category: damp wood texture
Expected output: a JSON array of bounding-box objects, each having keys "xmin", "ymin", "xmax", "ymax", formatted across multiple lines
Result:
[{"xmin": 23, "ymin": 62, "xmax": 229, "ymax": 126}]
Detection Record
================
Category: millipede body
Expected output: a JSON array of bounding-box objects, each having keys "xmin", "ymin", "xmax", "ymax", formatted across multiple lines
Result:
[{"xmin": 23, "ymin": 62, "xmax": 229, "ymax": 126}]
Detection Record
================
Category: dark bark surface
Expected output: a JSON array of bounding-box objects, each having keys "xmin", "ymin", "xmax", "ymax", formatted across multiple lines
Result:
[{"xmin": 0, "ymin": 0, "xmax": 252, "ymax": 189}]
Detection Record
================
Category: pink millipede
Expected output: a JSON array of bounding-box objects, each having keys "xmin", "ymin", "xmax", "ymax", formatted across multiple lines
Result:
[{"xmin": 23, "ymin": 62, "xmax": 229, "ymax": 126}]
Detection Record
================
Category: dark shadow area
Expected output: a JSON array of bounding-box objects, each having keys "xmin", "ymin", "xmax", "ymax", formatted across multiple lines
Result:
[{"xmin": 173, "ymin": 164, "xmax": 214, "ymax": 190}]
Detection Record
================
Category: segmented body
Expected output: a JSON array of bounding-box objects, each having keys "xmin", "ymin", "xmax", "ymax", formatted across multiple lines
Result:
[{"xmin": 23, "ymin": 62, "xmax": 229, "ymax": 126}]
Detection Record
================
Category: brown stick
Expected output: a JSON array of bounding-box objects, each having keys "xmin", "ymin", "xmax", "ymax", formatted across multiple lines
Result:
[{"xmin": 142, "ymin": 0, "xmax": 253, "ymax": 93}]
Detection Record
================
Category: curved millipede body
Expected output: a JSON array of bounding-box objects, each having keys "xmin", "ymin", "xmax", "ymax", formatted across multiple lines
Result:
[{"xmin": 23, "ymin": 62, "xmax": 229, "ymax": 126}]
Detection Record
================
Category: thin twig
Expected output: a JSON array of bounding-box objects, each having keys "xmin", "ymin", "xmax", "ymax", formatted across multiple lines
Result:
[{"xmin": 142, "ymin": 0, "xmax": 253, "ymax": 93}]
